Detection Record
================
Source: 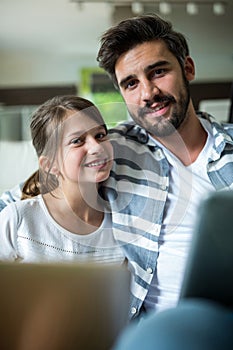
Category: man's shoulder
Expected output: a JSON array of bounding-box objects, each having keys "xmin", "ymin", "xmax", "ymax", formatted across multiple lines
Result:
[
  {"xmin": 212, "ymin": 120, "xmax": 233, "ymax": 141},
  {"xmin": 220, "ymin": 122, "xmax": 233, "ymax": 136},
  {"xmin": 198, "ymin": 111, "xmax": 233, "ymax": 140},
  {"xmin": 0, "ymin": 184, "xmax": 23, "ymax": 212},
  {"xmin": 109, "ymin": 121, "xmax": 154, "ymax": 161},
  {"xmin": 109, "ymin": 121, "xmax": 149, "ymax": 144}
]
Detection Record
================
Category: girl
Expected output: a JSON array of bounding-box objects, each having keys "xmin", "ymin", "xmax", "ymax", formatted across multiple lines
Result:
[{"xmin": 0, "ymin": 95, "xmax": 124, "ymax": 264}]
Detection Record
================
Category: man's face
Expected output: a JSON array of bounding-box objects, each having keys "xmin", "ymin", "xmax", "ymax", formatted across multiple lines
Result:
[{"xmin": 115, "ymin": 40, "xmax": 195, "ymax": 137}]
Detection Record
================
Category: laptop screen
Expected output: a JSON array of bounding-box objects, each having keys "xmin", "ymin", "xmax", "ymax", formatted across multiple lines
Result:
[{"xmin": 0, "ymin": 262, "xmax": 131, "ymax": 350}]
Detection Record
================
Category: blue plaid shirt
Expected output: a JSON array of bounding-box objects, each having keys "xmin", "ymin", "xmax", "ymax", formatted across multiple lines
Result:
[
  {"xmin": 102, "ymin": 112, "xmax": 233, "ymax": 319},
  {"xmin": 1, "ymin": 112, "xmax": 233, "ymax": 320}
]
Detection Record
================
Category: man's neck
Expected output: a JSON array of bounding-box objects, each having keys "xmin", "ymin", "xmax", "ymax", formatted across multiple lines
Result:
[{"xmin": 152, "ymin": 108, "xmax": 208, "ymax": 166}]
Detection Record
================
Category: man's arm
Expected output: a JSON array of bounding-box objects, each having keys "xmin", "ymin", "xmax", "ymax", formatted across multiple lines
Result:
[{"xmin": 0, "ymin": 184, "xmax": 23, "ymax": 211}]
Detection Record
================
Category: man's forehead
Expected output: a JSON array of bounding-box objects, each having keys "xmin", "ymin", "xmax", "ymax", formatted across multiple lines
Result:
[{"xmin": 115, "ymin": 41, "xmax": 175, "ymax": 79}]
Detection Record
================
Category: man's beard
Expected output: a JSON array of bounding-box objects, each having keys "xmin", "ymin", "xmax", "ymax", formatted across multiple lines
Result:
[{"xmin": 128, "ymin": 77, "xmax": 190, "ymax": 137}]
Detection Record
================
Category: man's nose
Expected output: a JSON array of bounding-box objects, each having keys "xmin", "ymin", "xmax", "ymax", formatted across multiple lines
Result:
[{"xmin": 141, "ymin": 80, "xmax": 160, "ymax": 103}]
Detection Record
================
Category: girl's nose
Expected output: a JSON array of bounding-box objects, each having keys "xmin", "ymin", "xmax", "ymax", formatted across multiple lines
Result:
[{"xmin": 87, "ymin": 137, "xmax": 104, "ymax": 155}]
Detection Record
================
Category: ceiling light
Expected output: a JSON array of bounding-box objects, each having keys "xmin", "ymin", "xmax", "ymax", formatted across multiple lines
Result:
[
  {"xmin": 131, "ymin": 2, "xmax": 144, "ymax": 14},
  {"xmin": 186, "ymin": 2, "xmax": 199, "ymax": 15},
  {"xmin": 213, "ymin": 2, "xmax": 225, "ymax": 15},
  {"xmin": 159, "ymin": 2, "xmax": 172, "ymax": 15}
]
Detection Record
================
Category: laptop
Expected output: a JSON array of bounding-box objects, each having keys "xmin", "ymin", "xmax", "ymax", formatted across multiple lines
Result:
[
  {"xmin": 0, "ymin": 262, "xmax": 131, "ymax": 350},
  {"xmin": 179, "ymin": 190, "xmax": 233, "ymax": 309}
]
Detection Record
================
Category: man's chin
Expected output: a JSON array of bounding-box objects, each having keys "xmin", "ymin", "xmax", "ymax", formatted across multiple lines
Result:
[{"xmin": 146, "ymin": 121, "xmax": 177, "ymax": 138}]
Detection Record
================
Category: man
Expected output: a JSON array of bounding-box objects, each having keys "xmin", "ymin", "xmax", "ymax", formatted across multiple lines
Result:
[
  {"xmin": 96, "ymin": 13, "xmax": 233, "ymax": 320},
  {"xmin": 1, "ymin": 14, "xmax": 233, "ymax": 321}
]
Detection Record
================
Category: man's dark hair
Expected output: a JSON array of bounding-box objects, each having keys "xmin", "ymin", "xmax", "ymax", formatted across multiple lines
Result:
[{"xmin": 97, "ymin": 14, "xmax": 190, "ymax": 88}]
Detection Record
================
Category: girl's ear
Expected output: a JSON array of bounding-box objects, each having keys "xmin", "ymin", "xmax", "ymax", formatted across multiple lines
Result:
[
  {"xmin": 184, "ymin": 56, "xmax": 195, "ymax": 82},
  {"xmin": 39, "ymin": 156, "xmax": 59, "ymax": 176}
]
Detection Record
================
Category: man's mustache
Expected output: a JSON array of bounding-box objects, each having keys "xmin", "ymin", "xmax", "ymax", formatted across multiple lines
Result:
[{"xmin": 137, "ymin": 95, "xmax": 176, "ymax": 118}]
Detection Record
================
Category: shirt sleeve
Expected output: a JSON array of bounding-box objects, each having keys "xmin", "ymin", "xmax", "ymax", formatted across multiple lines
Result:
[
  {"xmin": 0, "ymin": 183, "xmax": 23, "ymax": 212},
  {"xmin": 0, "ymin": 203, "xmax": 19, "ymax": 261}
]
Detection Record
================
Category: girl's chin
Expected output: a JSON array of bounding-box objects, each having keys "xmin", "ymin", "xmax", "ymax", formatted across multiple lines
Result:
[{"xmin": 95, "ymin": 172, "xmax": 111, "ymax": 184}]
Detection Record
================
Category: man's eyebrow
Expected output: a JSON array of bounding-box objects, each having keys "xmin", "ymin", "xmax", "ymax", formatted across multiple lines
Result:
[
  {"xmin": 119, "ymin": 75, "xmax": 136, "ymax": 88},
  {"xmin": 118, "ymin": 60, "xmax": 170, "ymax": 87},
  {"xmin": 145, "ymin": 60, "xmax": 170, "ymax": 73}
]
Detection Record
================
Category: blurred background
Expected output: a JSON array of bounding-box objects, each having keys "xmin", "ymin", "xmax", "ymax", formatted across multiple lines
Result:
[{"xmin": 0, "ymin": 0, "xmax": 233, "ymax": 140}]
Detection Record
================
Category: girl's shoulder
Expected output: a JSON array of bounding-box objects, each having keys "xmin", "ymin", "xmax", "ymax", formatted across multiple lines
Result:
[{"xmin": 0, "ymin": 195, "xmax": 43, "ymax": 218}]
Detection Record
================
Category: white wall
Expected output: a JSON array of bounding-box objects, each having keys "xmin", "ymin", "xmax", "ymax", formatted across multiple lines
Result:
[
  {"xmin": 0, "ymin": 51, "xmax": 96, "ymax": 87},
  {"xmin": 0, "ymin": 1, "xmax": 232, "ymax": 87},
  {"xmin": 0, "ymin": 51, "xmax": 232, "ymax": 87}
]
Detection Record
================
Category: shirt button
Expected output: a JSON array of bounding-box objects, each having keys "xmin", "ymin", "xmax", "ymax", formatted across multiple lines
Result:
[
  {"xmin": 146, "ymin": 267, "xmax": 153, "ymax": 274},
  {"xmin": 155, "ymin": 149, "xmax": 163, "ymax": 159},
  {"xmin": 131, "ymin": 307, "xmax": 137, "ymax": 315},
  {"xmin": 160, "ymin": 184, "xmax": 167, "ymax": 191}
]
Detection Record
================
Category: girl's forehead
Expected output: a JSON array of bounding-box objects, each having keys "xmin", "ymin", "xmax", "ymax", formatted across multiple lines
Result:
[{"xmin": 63, "ymin": 110, "xmax": 103, "ymax": 133}]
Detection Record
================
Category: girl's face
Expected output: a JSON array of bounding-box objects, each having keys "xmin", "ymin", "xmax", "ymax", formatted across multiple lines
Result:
[{"xmin": 55, "ymin": 110, "xmax": 113, "ymax": 186}]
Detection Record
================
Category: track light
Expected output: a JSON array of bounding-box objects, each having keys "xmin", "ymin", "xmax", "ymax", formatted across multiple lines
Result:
[
  {"xmin": 70, "ymin": 1, "xmax": 228, "ymax": 17},
  {"xmin": 186, "ymin": 2, "xmax": 199, "ymax": 15},
  {"xmin": 131, "ymin": 2, "xmax": 144, "ymax": 14},
  {"xmin": 159, "ymin": 2, "xmax": 172, "ymax": 15},
  {"xmin": 213, "ymin": 2, "xmax": 225, "ymax": 15}
]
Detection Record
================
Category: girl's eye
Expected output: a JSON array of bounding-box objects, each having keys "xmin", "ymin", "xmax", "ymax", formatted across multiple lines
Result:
[
  {"xmin": 70, "ymin": 137, "xmax": 83, "ymax": 145},
  {"xmin": 96, "ymin": 132, "xmax": 107, "ymax": 141}
]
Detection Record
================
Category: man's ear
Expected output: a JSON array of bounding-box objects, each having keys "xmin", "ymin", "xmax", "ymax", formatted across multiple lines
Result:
[
  {"xmin": 39, "ymin": 156, "xmax": 59, "ymax": 176},
  {"xmin": 184, "ymin": 56, "xmax": 195, "ymax": 82}
]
